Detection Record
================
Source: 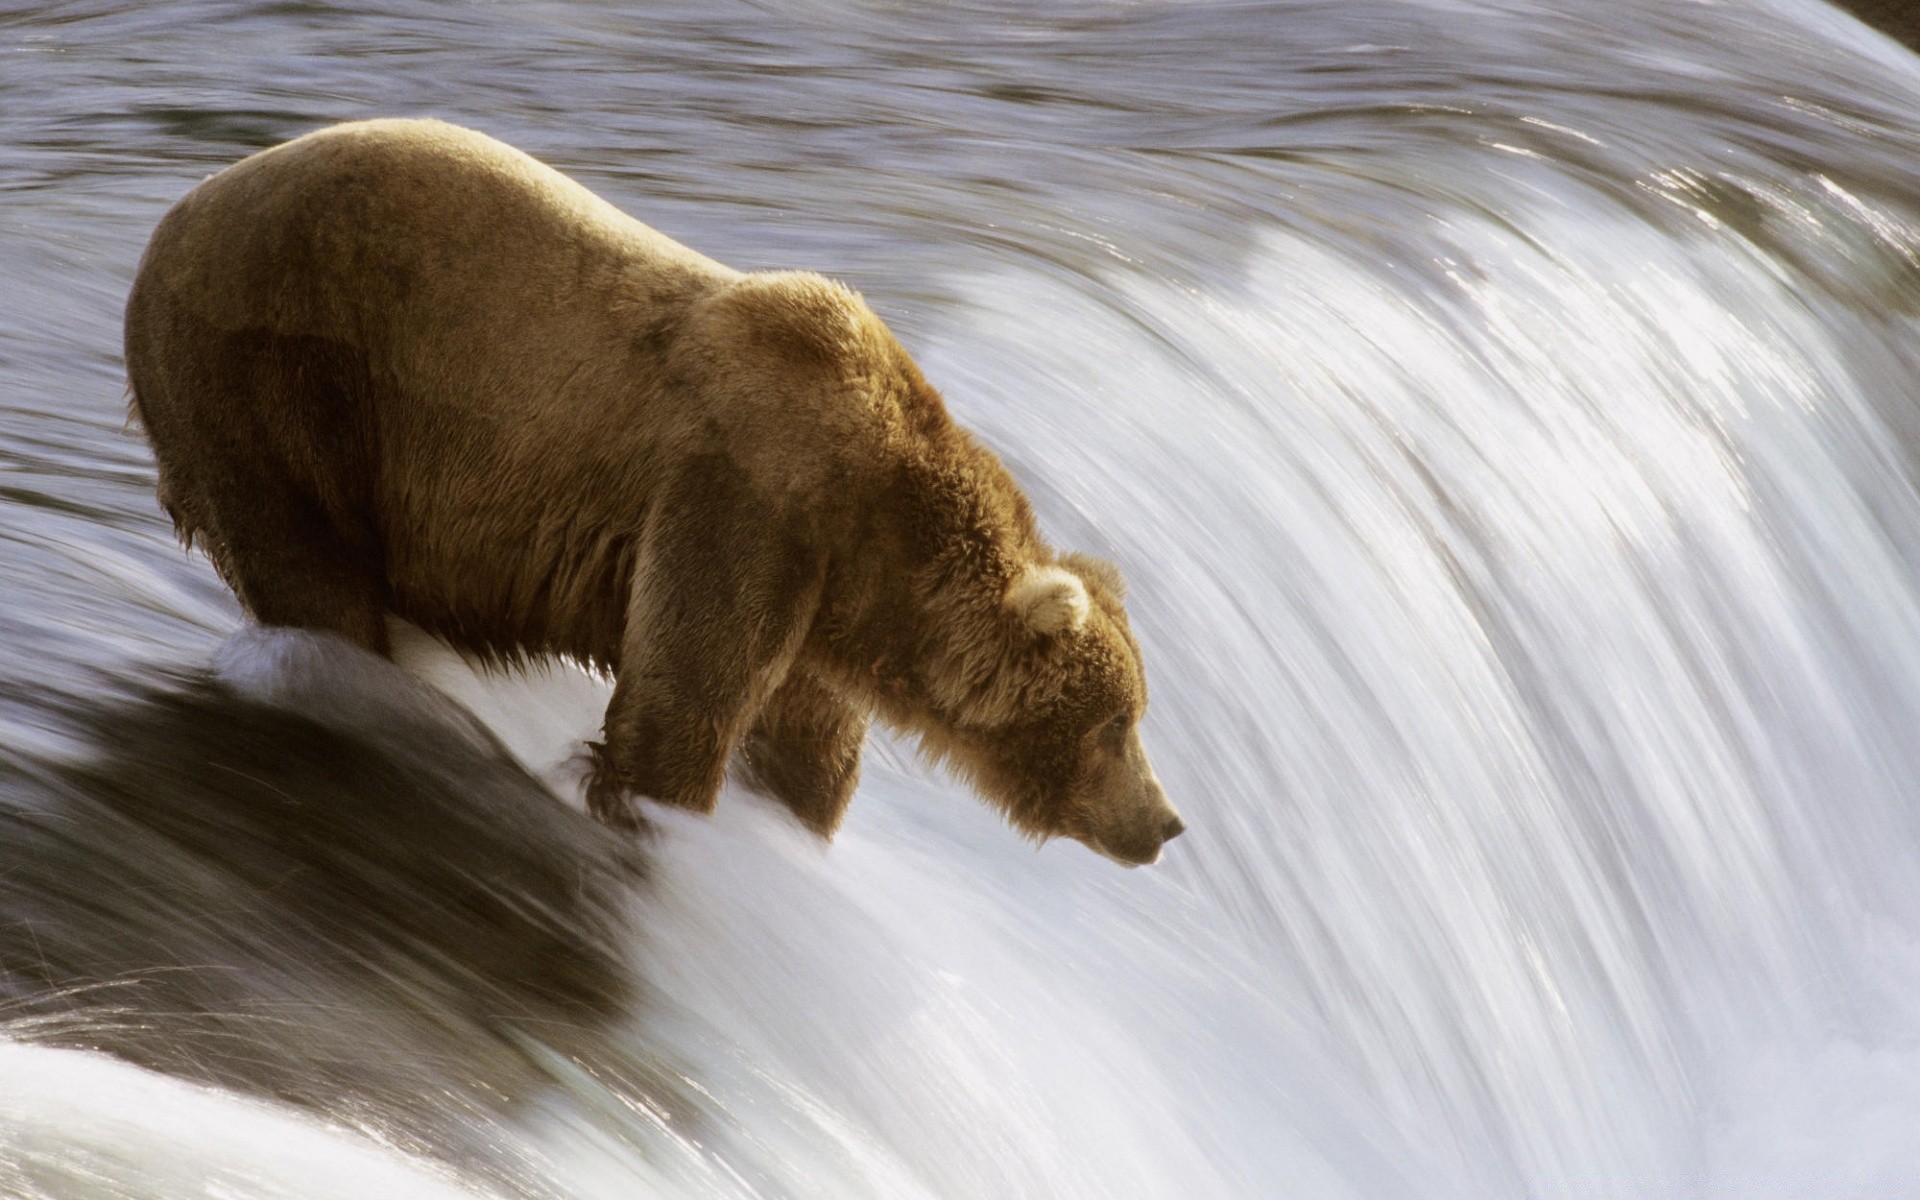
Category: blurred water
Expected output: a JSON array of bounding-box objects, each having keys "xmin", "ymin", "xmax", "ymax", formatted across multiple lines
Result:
[{"xmin": 9, "ymin": 0, "xmax": 1920, "ymax": 1195}]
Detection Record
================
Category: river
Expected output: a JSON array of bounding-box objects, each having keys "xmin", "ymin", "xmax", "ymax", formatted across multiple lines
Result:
[{"xmin": 6, "ymin": 1, "xmax": 1920, "ymax": 1196}]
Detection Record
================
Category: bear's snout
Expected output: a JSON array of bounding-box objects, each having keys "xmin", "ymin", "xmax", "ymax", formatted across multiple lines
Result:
[{"xmin": 1080, "ymin": 776, "xmax": 1184, "ymax": 867}]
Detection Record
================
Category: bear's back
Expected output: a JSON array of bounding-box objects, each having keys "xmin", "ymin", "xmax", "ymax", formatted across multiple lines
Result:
[{"xmin": 132, "ymin": 119, "xmax": 730, "ymax": 362}]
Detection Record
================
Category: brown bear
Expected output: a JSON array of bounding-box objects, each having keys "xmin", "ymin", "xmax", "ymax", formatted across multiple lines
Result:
[{"xmin": 123, "ymin": 118, "xmax": 1185, "ymax": 865}]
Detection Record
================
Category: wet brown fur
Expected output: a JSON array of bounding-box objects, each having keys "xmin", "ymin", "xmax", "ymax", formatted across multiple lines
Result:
[{"xmin": 124, "ymin": 119, "xmax": 1178, "ymax": 858}]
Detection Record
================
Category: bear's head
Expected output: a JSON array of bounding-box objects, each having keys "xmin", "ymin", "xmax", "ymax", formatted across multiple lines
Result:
[{"xmin": 925, "ymin": 554, "xmax": 1184, "ymax": 866}]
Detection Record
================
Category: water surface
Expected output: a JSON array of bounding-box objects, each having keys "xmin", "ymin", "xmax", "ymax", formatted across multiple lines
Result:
[{"xmin": 8, "ymin": 1, "xmax": 1920, "ymax": 1196}]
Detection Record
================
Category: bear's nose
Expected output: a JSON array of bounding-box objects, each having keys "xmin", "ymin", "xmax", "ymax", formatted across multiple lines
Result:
[{"xmin": 1162, "ymin": 814, "xmax": 1186, "ymax": 842}]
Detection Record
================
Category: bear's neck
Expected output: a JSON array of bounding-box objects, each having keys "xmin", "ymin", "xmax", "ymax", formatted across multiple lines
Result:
[{"xmin": 820, "ymin": 482, "xmax": 1040, "ymax": 738}]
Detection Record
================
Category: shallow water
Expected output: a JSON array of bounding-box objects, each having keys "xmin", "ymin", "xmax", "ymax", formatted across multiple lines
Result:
[{"xmin": 9, "ymin": 1, "xmax": 1920, "ymax": 1195}]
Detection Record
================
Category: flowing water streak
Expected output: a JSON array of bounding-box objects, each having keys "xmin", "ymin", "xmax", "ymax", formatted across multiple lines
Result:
[
  {"xmin": 10, "ymin": 1, "xmax": 1920, "ymax": 1196},
  {"xmin": 0, "ymin": 1041, "xmax": 491, "ymax": 1200}
]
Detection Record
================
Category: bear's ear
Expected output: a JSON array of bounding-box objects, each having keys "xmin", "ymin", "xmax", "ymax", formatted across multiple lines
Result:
[{"xmin": 1007, "ymin": 564, "xmax": 1091, "ymax": 637}]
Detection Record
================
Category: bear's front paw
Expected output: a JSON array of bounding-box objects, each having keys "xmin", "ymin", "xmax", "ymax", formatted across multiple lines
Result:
[{"xmin": 584, "ymin": 743, "xmax": 651, "ymax": 835}]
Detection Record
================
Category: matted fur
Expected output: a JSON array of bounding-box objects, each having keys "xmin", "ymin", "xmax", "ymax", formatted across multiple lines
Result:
[{"xmin": 124, "ymin": 119, "xmax": 1183, "ymax": 862}]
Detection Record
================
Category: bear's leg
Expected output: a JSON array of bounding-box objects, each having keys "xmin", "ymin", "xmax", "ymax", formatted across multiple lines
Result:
[
  {"xmin": 738, "ymin": 669, "xmax": 869, "ymax": 838},
  {"xmin": 139, "ymin": 327, "xmax": 390, "ymax": 655},
  {"xmin": 201, "ymin": 460, "xmax": 390, "ymax": 657},
  {"xmin": 588, "ymin": 457, "xmax": 823, "ymax": 830}
]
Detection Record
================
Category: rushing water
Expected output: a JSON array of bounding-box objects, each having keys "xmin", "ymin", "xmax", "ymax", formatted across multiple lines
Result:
[{"xmin": 8, "ymin": 1, "xmax": 1920, "ymax": 1195}]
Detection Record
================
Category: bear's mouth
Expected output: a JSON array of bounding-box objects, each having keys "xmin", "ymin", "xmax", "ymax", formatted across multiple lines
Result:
[{"xmin": 1078, "ymin": 833, "xmax": 1162, "ymax": 868}]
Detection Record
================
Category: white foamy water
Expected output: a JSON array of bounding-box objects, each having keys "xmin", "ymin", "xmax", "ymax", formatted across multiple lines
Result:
[{"xmin": 0, "ymin": 1042, "xmax": 492, "ymax": 1200}]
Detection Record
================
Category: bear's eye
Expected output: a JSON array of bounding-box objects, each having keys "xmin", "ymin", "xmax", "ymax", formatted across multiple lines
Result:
[{"xmin": 1101, "ymin": 715, "xmax": 1131, "ymax": 746}]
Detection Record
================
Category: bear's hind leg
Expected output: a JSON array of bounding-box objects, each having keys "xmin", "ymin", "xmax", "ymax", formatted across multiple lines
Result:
[
  {"xmin": 201, "ymin": 461, "xmax": 390, "ymax": 657},
  {"xmin": 738, "ymin": 669, "xmax": 868, "ymax": 838},
  {"xmin": 137, "ymin": 322, "xmax": 389, "ymax": 656}
]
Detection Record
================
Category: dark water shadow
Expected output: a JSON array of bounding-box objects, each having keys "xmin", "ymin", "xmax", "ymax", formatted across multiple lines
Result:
[{"xmin": 0, "ymin": 632, "xmax": 656, "ymax": 1188}]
